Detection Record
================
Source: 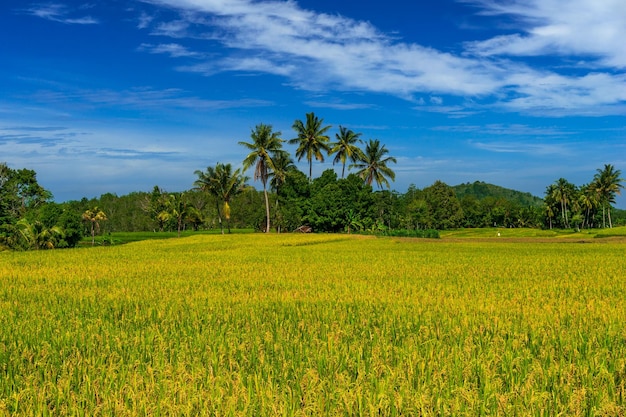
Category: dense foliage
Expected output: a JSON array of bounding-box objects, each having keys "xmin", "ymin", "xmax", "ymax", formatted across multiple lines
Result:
[
  {"xmin": 2, "ymin": 159, "xmax": 625, "ymax": 250},
  {"xmin": 0, "ymin": 163, "xmax": 82, "ymax": 250},
  {"xmin": 544, "ymin": 165, "xmax": 625, "ymax": 230},
  {"xmin": 453, "ymin": 181, "xmax": 544, "ymax": 207}
]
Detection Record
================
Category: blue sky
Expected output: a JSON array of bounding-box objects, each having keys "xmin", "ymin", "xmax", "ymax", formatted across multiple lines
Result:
[{"xmin": 1, "ymin": 0, "xmax": 625, "ymax": 207}]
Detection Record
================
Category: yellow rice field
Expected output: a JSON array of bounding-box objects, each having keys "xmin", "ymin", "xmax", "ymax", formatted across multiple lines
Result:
[{"xmin": 1, "ymin": 234, "xmax": 626, "ymax": 415}]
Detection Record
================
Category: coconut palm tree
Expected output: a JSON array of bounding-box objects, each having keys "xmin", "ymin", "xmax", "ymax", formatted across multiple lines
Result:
[
  {"xmin": 194, "ymin": 165, "xmax": 223, "ymax": 233},
  {"xmin": 289, "ymin": 112, "xmax": 331, "ymax": 181},
  {"xmin": 214, "ymin": 163, "xmax": 250, "ymax": 233},
  {"xmin": 543, "ymin": 183, "xmax": 560, "ymax": 229},
  {"xmin": 269, "ymin": 151, "xmax": 295, "ymax": 195},
  {"xmin": 239, "ymin": 124, "xmax": 284, "ymax": 233},
  {"xmin": 551, "ymin": 178, "xmax": 575, "ymax": 228},
  {"xmin": 330, "ymin": 126, "xmax": 364, "ymax": 179},
  {"xmin": 268, "ymin": 151, "xmax": 296, "ymax": 233},
  {"xmin": 82, "ymin": 207, "xmax": 107, "ymax": 245},
  {"xmin": 544, "ymin": 204, "xmax": 555, "ymax": 230},
  {"xmin": 164, "ymin": 192, "xmax": 195, "ymax": 237},
  {"xmin": 593, "ymin": 164, "xmax": 624, "ymax": 228},
  {"xmin": 351, "ymin": 139, "xmax": 397, "ymax": 189},
  {"xmin": 578, "ymin": 183, "xmax": 598, "ymax": 229},
  {"xmin": 12, "ymin": 218, "xmax": 64, "ymax": 250}
]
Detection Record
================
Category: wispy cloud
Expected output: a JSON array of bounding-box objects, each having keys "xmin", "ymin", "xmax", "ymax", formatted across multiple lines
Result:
[
  {"xmin": 501, "ymin": 71, "xmax": 626, "ymax": 116},
  {"xmin": 151, "ymin": 19, "xmax": 190, "ymax": 38},
  {"xmin": 0, "ymin": 133, "xmax": 64, "ymax": 147},
  {"xmin": 303, "ymin": 101, "xmax": 373, "ymax": 111},
  {"xmin": 471, "ymin": 140, "xmax": 569, "ymax": 155},
  {"xmin": 0, "ymin": 125, "xmax": 183, "ymax": 159},
  {"xmin": 0, "ymin": 122, "xmax": 238, "ymax": 200},
  {"xmin": 413, "ymin": 104, "xmax": 480, "ymax": 118},
  {"xmin": 138, "ymin": 43, "xmax": 201, "ymax": 58},
  {"xmin": 464, "ymin": 0, "xmax": 626, "ymax": 68},
  {"xmin": 0, "ymin": 126, "xmax": 67, "ymax": 132},
  {"xmin": 433, "ymin": 123, "xmax": 574, "ymax": 136},
  {"xmin": 138, "ymin": 0, "xmax": 626, "ymax": 116},
  {"xmin": 95, "ymin": 147, "xmax": 181, "ymax": 160},
  {"xmin": 28, "ymin": 86, "xmax": 272, "ymax": 111},
  {"xmin": 176, "ymin": 57, "xmax": 297, "ymax": 77},
  {"xmin": 23, "ymin": 3, "xmax": 98, "ymax": 24},
  {"xmin": 142, "ymin": 0, "xmax": 505, "ymax": 96},
  {"xmin": 137, "ymin": 11, "xmax": 154, "ymax": 29}
]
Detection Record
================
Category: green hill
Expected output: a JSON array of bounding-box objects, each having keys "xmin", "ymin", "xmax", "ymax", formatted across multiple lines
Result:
[{"xmin": 452, "ymin": 181, "xmax": 544, "ymax": 207}]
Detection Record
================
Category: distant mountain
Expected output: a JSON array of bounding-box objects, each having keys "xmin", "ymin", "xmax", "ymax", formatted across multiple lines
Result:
[{"xmin": 452, "ymin": 181, "xmax": 544, "ymax": 207}]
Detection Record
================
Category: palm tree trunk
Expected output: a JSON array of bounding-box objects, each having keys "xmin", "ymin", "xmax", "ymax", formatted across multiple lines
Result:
[
  {"xmin": 215, "ymin": 200, "xmax": 223, "ymax": 234},
  {"xmin": 608, "ymin": 206, "xmax": 613, "ymax": 228},
  {"xmin": 263, "ymin": 183, "xmax": 271, "ymax": 233},
  {"xmin": 342, "ymin": 163, "xmax": 346, "ymax": 179},
  {"xmin": 275, "ymin": 198, "xmax": 281, "ymax": 234}
]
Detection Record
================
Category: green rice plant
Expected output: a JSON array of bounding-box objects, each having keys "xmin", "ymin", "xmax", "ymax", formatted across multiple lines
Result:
[{"xmin": 1, "ymin": 234, "xmax": 625, "ymax": 415}]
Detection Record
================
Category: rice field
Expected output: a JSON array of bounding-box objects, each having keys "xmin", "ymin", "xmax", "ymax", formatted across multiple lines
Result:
[{"xmin": 1, "ymin": 234, "xmax": 626, "ymax": 415}]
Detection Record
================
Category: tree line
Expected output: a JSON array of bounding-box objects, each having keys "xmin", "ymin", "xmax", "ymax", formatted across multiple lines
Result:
[
  {"xmin": 1, "ymin": 113, "xmax": 624, "ymax": 250},
  {"xmin": 544, "ymin": 164, "xmax": 624, "ymax": 230}
]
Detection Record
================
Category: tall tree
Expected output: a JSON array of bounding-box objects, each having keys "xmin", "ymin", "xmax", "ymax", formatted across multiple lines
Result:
[
  {"xmin": 163, "ymin": 192, "xmax": 193, "ymax": 237},
  {"xmin": 269, "ymin": 151, "xmax": 295, "ymax": 194},
  {"xmin": 578, "ymin": 183, "xmax": 598, "ymax": 229},
  {"xmin": 143, "ymin": 186, "xmax": 173, "ymax": 232},
  {"xmin": 351, "ymin": 139, "xmax": 397, "ymax": 189},
  {"xmin": 543, "ymin": 184, "xmax": 559, "ymax": 229},
  {"xmin": 0, "ymin": 163, "xmax": 51, "ymax": 224},
  {"xmin": 289, "ymin": 112, "xmax": 332, "ymax": 181},
  {"xmin": 422, "ymin": 181, "xmax": 464, "ymax": 230},
  {"xmin": 551, "ymin": 178, "xmax": 576, "ymax": 228},
  {"xmin": 268, "ymin": 151, "xmax": 296, "ymax": 233},
  {"xmin": 0, "ymin": 163, "xmax": 12, "ymax": 225},
  {"xmin": 82, "ymin": 207, "xmax": 107, "ymax": 246},
  {"xmin": 330, "ymin": 126, "xmax": 364, "ymax": 179},
  {"xmin": 239, "ymin": 124, "xmax": 284, "ymax": 233},
  {"xmin": 593, "ymin": 164, "xmax": 624, "ymax": 228},
  {"xmin": 213, "ymin": 163, "xmax": 250, "ymax": 234},
  {"xmin": 194, "ymin": 166, "xmax": 224, "ymax": 233}
]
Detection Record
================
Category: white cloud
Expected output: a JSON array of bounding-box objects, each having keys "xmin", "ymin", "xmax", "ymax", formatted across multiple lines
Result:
[
  {"xmin": 139, "ymin": 0, "xmax": 626, "ymax": 116},
  {"xmin": 430, "ymin": 96, "xmax": 443, "ymax": 105},
  {"xmin": 465, "ymin": 0, "xmax": 626, "ymax": 68},
  {"xmin": 502, "ymin": 71, "xmax": 626, "ymax": 116},
  {"xmin": 137, "ymin": 11, "xmax": 154, "ymax": 29},
  {"xmin": 138, "ymin": 43, "xmax": 201, "ymax": 58},
  {"xmin": 24, "ymin": 3, "xmax": 98, "ymax": 24},
  {"xmin": 303, "ymin": 101, "xmax": 373, "ymax": 111},
  {"xmin": 28, "ymin": 86, "xmax": 272, "ymax": 111},
  {"xmin": 433, "ymin": 123, "xmax": 573, "ymax": 137},
  {"xmin": 143, "ymin": 0, "xmax": 506, "ymax": 97},
  {"xmin": 151, "ymin": 20, "xmax": 190, "ymax": 37},
  {"xmin": 471, "ymin": 140, "xmax": 569, "ymax": 155}
]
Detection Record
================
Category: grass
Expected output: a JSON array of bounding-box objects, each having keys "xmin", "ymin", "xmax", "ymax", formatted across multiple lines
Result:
[
  {"xmin": 80, "ymin": 228, "xmax": 255, "ymax": 246},
  {"xmin": 440, "ymin": 226, "xmax": 626, "ymax": 240},
  {"xmin": 2, "ymin": 234, "xmax": 626, "ymax": 415}
]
